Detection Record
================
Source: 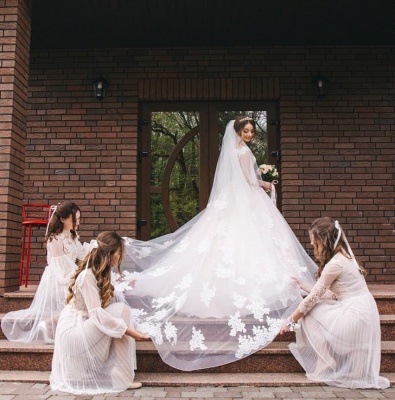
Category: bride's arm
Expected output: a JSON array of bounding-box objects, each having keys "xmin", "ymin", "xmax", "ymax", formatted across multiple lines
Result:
[{"xmin": 239, "ymin": 151, "xmax": 271, "ymax": 191}]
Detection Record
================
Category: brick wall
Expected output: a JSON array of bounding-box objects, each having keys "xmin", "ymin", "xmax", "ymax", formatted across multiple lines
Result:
[
  {"xmin": 0, "ymin": 0, "xmax": 31, "ymax": 293},
  {"xmin": 23, "ymin": 46, "xmax": 395, "ymax": 284}
]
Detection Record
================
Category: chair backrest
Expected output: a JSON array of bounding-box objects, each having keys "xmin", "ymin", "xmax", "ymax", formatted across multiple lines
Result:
[{"xmin": 22, "ymin": 204, "xmax": 52, "ymax": 224}]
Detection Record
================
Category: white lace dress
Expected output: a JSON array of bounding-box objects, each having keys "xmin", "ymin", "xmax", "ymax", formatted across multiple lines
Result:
[
  {"xmin": 50, "ymin": 269, "xmax": 137, "ymax": 395},
  {"xmin": 289, "ymin": 252, "xmax": 390, "ymax": 389},
  {"xmin": 1, "ymin": 230, "xmax": 87, "ymax": 343},
  {"xmin": 121, "ymin": 120, "xmax": 318, "ymax": 371}
]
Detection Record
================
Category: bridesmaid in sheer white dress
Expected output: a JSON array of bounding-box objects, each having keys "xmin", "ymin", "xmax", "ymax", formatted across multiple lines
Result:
[
  {"xmin": 281, "ymin": 217, "xmax": 390, "ymax": 389},
  {"xmin": 50, "ymin": 231, "xmax": 150, "ymax": 395},
  {"xmin": 1, "ymin": 200, "xmax": 86, "ymax": 343}
]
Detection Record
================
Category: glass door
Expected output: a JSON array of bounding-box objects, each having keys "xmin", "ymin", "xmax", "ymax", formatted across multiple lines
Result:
[{"xmin": 138, "ymin": 103, "xmax": 279, "ymax": 239}]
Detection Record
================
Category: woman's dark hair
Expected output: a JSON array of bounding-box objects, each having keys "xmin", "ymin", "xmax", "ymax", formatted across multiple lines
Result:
[
  {"xmin": 45, "ymin": 200, "xmax": 81, "ymax": 242},
  {"xmin": 234, "ymin": 115, "xmax": 257, "ymax": 138},
  {"xmin": 67, "ymin": 231, "xmax": 125, "ymax": 308},
  {"xmin": 309, "ymin": 216, "xmax": 367, "ymax": 278}
]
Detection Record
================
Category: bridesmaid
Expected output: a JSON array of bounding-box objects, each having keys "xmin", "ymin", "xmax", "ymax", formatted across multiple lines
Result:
[
  {"xmin": 50, "ymin": 231, "xmax": 149, "ymax": 395},
  {"xmin": 1, "ymin": 200, "xmax": 86, "ymax": 343},
  {"xmin": 281, "ymin": 217, "xmax": 390, "ymax": 389}
]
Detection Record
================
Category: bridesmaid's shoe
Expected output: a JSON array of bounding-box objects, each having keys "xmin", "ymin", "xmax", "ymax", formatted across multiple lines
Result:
[{"xmin": 129, "ymin": 382, "xmax": 142, "ymax": 389}]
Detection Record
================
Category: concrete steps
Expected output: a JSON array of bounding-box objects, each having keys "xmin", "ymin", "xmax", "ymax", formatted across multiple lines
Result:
[
  {"xmin": 1, "ymin": 339, "xmax": 395, "ymax": 373},
  {"xmin": 1, "ymin": 370, "xmax": 395, "ymax": 386},
  {"xmin": 1, "ymin": 284, "xmax": 394, "ymax": 386}
]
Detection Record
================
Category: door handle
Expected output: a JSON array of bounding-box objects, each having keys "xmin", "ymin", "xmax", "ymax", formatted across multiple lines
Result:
[{"xmin": 271, "ymin": 150, "xmax": 281, "ymax": 162}]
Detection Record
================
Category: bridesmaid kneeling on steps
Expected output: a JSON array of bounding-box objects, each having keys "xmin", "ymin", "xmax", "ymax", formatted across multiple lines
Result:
[
  {"xmin": 281, "ymin": 217, "xmax": 390, "ymax": 389},
  {"xmin": 50, "ymin": 231, "xmax": 150, "ymax": 395}
]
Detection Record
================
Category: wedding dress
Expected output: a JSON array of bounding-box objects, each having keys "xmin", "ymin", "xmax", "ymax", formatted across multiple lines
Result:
[
  {"xmin": 121, "ymin": 120, "xmax": 318, "ymax": 371},
  {"xmin": 1, "ymin": 231, "xmax": 87, "ymax": 343}
]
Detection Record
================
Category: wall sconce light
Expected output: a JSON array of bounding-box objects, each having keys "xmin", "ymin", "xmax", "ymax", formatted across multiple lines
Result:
[
  {"xmin": 92, "ymin": 75, "xmax": 108, "ymax": 102},
  {"xmin": 312, "ymin": 74, "xmax": 329, "ymax": 98}
]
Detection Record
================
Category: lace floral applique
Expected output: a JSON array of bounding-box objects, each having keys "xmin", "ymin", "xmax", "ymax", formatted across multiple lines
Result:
[
  {"xmin": 212, "ymin": 197, "xmax": 228, "ymax": 210},
  {"xmin": 174, "ymin": 273, "xmax": 192, "ymax": 290},
  {"xmin": 158, "ymin": 240, "xmax": 173, "ymax": 248},
  {"xmin": 235, "ymin": 317, "xmax": 283, "ymax": 358},
  {"xmin": 233, "ymin": 293, "xmax": 247, "ymax": 309},
  {"xmin": 190, "ymin": 327, "xmax": 207, "ymax": 351},
  {"xmin": 164, "ymin": 321, "xmax": 177, "ymax": 345},
  {"xmin": 111, "ymin": 272, "xmax": 132, "ymax": 293},
  {"xmin": 228, "ymin": 311, "xmax": 246, "ymax": 336},
  {"xmin": 233, "ymin": 277, "xmax": 246, "ymax": 286},
  {"xmin": 299, "ymin": 281, "xmax": 328, "ymax": 315},
  {"xmin": 272, "ymin": 237, "xmax": 290, "ymax": 259},
  {"xmin": 200, "ymin": 283, "xmax": 216, "ymax": 307},
  {"xmin": 148, "ymin": 265, "xmax": 174, "ymax": 277},
  {"xmin": 245, "ymin": 301, "xmax": 270, "ymax": 322},
  {"xmin": 137, "ymin": 321, "xmax": 163, "ymax": 345},
  {"xmin": 133, "ymin": 246, "xmax": 151, "ymax": 259},
  {"xmin": 152, "ymin": 292, "xmax": 176, "ymax": 309},
  {"xmin": 73, "ymin": 288, "xmax": 88, "ymax": 316},
  {"xmin": 61, "ymin": 231, "xmax": 78, "ymax": 262},
  {"xmin": 221, "ymin": 245, "xmax": 235, "ymax": 265},
  {"xmin": 215, "ymin": 264, "xmax": 233, "ymax": 279},
  {"xmin": 173, "ymin": 237, "xmax": 191, "ymax": 253},
  {"xmin": 153, "ymin": 309, "xmax": 172, "ymax": 320},
  {"xmin": 132, "ymin": 308, "xmax": 148, "ymax": 318}
]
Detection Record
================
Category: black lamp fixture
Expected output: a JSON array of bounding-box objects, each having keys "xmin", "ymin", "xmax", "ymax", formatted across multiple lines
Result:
[
  {"xmin": 92, "ymin": 75, "xmax": 108, "ymax": 102},
  {"xmin": 312, "ymin": 73, "xmax": 329, "ymax": 98}
]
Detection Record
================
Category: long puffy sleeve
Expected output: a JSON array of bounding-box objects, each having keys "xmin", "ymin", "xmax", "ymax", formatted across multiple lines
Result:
[
  {"xmin": 47, "ymin": 236, "xmax": 67, "ymax": 260},
  {"xmin": 298, "ymin": 262, "xmax": 343, "ymax": 315},
  {"xmin": 78, "ymin": 271, "xmax": 127, "ymax": 338},
  {"xmin": 238, "ymin": 147, "xmax": 265, "ymax": 188}
]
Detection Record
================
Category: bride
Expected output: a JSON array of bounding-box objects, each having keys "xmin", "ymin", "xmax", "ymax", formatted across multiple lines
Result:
[{"xmin": 121, "ymin": 116, "xmax": 317, "ymax": 371}]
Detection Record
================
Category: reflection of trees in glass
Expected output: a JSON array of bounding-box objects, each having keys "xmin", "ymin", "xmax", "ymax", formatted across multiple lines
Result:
[
  {"xmin": 151, "ymin": 112, "xmax": 200, "ymax": 238},
  {"xmin": 149, "ymin": 110, "xmax": 268, "ymax": 239}
]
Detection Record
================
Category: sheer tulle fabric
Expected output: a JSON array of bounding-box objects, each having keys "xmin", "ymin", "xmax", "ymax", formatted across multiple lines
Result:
[
  {"xmin": 50, "ymin": 269, "xmax": 137, "ymax": 395},
  {"xmin": 1, "ymin": 231, "xmax": 86, "ymax": 343},
  {"xmin": 121, "ymin": 120, "xmax": 318, "ymax": 371},
  {"xmin": 289, "ymin": 253, "xmax": 390, "ymax": 389}
]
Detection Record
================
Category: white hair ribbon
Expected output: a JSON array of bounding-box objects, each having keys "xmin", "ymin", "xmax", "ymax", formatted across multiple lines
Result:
[
  {"xmin": 333, "ymin": 220, "xmax": 362, "ymax": 272},
  {"xmin": 45, "ymin": 205, "xmax": 58, "ymax": 236},
  {"xmin": 333, "ymin": 220, "xmax": 342, "ymax": 250},
  {"xmin": 270, "ymin": 183, "xmax": 277, "ymax": 206},
  {"xmin": 85, "ymin": 239, "xmax": 99, "ymax": 270}
]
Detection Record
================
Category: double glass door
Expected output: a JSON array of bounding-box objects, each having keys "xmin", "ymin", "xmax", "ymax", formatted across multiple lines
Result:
[{"xmin": 138, "ymin": 103, "xmax": 279, "ymax": 240}]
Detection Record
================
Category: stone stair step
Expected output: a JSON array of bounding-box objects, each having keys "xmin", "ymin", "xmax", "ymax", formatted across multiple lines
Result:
[
  {"xmin": 1, "ymin": 339, "xmax": 395, "ymax": 374},
  {"xmin": 2, "ymin": 313, "xmax": 395, "ymax": 341},
  {"xmin": 2, "ymin": 284, "xmax": 394, "ymax": 313},
  {"xmin": 0, "ymin": 370, "xmax": 394, "ymax": 387}
]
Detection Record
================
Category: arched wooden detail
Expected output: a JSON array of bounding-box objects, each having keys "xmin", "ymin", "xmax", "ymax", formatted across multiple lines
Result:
[{"xmin": 162, "ymin": 126, "xmax": 200, "ymax": 232}]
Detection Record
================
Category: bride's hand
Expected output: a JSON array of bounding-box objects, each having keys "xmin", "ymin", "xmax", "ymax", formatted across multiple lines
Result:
[{"xmin": 263, "ymin": 181, "xmax": 272, "ymax": 192}]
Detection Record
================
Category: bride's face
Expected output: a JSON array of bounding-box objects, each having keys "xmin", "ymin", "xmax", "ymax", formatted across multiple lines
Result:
[{"xmin": 238, "ymin": 123, "xmax": 255, "ymax": 143}]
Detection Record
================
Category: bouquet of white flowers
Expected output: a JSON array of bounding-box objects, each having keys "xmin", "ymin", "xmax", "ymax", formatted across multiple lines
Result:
[{"xmin": 258, "ymin": 164, "xmax": 279, "ymax": 183}]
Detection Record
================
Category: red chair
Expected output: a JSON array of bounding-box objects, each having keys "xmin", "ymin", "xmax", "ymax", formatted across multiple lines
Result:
[{"xmin": 19, "ymin": 204, "xmax": 53, "ymax": 287}]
